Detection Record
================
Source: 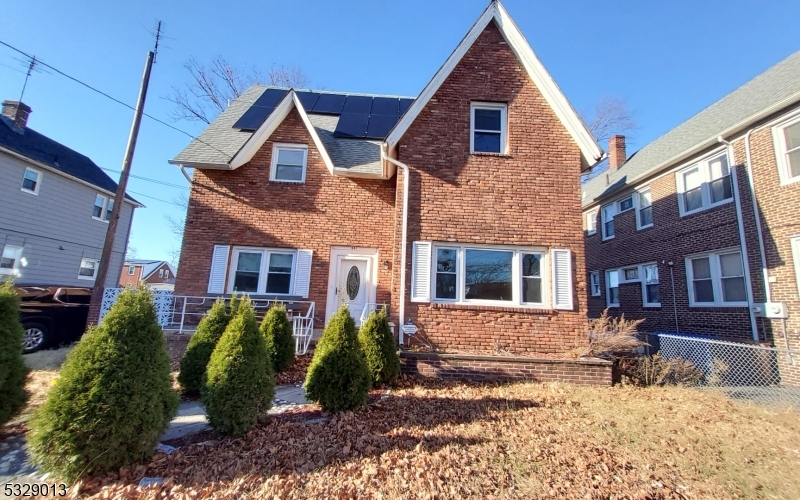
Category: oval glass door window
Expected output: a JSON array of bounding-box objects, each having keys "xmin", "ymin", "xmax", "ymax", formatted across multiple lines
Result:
[{"xmin": 346, "ymin": 266, "xmax": 360, "ymax": 300}]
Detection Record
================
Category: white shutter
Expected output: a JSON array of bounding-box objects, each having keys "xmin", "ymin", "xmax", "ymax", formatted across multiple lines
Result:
[
  {"xmin": 292, "ymin": 249, "xmax": 313, "ymax": 298},
  {"xmin": 207, "ymin": 245, "xmax": 230, "ymax": 294},
  {"xmin": 551, "ymin": 248, "xmax": 573, "ymax": 310},
  {"xmin": 410, "ymin": 241, "xmax": 432, "ymax": 302}
]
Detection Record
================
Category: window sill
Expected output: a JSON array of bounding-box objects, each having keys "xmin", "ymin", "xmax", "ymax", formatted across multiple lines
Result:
[
  {"xmin": 429, "ymin": 302, "xmax": 555, "ymax": 314},
  {"xmin": 643, "ymin": 304, "xmax": 662, "ymax": 309},
  {"xmin": 637, "ymin": 224, "xmax": 654, "ymax": 231},
  {"xmin": 470, "ymin": 152, "xmax": 512, "ymax": 157},
  {"xmin": 601, "ymin": 236, "xmax": 615, "ymax": 242},
  {"xmin": 586, "ymin": 231, "xmax": 597, "ymax": 236},
  {"xmin": 779, "ymin": 175, "xmax": 800, "ymax": 187},
  {"xmin": 606, "ymin": 304, "xmax": 620, "ymax": 308},
  {"xmin": 77, "ymin": 276, "xmax": 97, "ymax": 281},
  {"xmin": 270, "ymin": 179, "xmax": 306, "ymax": 184},
  {"xmin": 0, "ymin": 269, "xmax": 17, "ymax": 275},
  {"xmin": 20, "ymin": 188, "xmax": 39, "ymax": 196},
  {"xmin": 688, "ymin": 302, "xmax": 748, "ymax": 308},
  {"xmin": 679, "ymin": 198, "xmax": 733, "ymax": 217},
  {"xmin": 92, "ymin": 216, "xmax": 109, "ymax": 223}
]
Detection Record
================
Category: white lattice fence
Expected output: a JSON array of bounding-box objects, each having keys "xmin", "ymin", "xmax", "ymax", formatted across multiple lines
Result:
[{"xmin": 99, "ymin": 288, "xmax": 174, "ymax": 328}]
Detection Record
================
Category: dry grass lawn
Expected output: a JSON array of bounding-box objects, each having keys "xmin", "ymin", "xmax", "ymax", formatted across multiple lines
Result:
[
  {"xmin": 70, "ymin": 378, "xmax": 799, "ymax": 500},
  {"xmin": 6, "ymin": 345, "xmax": 75, "ymax": 422}
]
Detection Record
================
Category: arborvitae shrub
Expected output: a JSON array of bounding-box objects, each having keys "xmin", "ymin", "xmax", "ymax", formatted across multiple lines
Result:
[
  {"xmin": 0, "ymin": 281, "xmax": 29, "ymax": 425},
  {"xmin": 27, "ymin": 287, "xmax": 179, "ymax": 482},
  {"xmin": 260, "ymin": 303, "xmax": 295, "ymax": 373},
  {"xmin": 304, "ymin": 305, "xmax": 371, "ymax": 413},
  {"xmin": 357, "ymin": 308, "xmax": 399, "ymax": 387},
  {"xmin": 201, "ymin": 296, "xmax": 275, "ymax": 436},
  {"xmin": 178, "ymin": 298, "xmax": 231, "ymax": 394}
]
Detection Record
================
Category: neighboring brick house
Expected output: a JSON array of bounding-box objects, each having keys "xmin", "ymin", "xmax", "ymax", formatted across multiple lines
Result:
[
  {"xmin": 169, "ymin": 1, "xmax": 604, "ymax": 355},
  {"xmin": 120, "ymin": 259, "xmax": 176, "ymax": 289},
  {"xmin": 582, "ymin": 51, "xmax": 800, "ymax": 383}
]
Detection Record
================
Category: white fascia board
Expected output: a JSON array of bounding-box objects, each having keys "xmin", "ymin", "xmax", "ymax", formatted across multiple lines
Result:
[
  {"xmin": 229, "ymin": 91, "xmax": 335, "ymax": 175},
  {"xmin": 385, "ymin": 1, "xmax": 604, "ymax": 170}
]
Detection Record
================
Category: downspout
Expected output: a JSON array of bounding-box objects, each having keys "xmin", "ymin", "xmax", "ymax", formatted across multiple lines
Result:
[
  {"xmin": 719, "ymin": 136, "xmax": 759, "ymax": 341},
  {"xmin": 381, "ymin": 146, "xmax": 410, "ymax": 345},
  {"xmin": 743, "ymin": 127, "xmax": 772, "ymax": 304},
  {"xmin": 179, "ymin": 165, "xmax": 193, "ymax": 184}
]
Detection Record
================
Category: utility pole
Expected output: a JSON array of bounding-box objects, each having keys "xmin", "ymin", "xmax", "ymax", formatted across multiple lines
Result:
[{"xmin": 89, "ymin": 22, "xmax": 161, "ymax": 322}]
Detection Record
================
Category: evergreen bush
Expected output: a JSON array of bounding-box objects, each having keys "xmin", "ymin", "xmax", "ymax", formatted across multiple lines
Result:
[
  {"xmin": 357, "ymin": 307, "xmax": 399, "ymax": 386},
  {"xmin": 260, "ymin": 303, "xmax": 295, "ymax": 373},
  {"xmin": 0, "ymin": 281, "xmax": 29, "ymax": 425},
  {"xmin": 27, "ymin": 287, "xmax": 179, "ymax": 482},
  {"xmin": 178, "ymin": 298, "xmax": 231, "ymax": 394},
  {"xmin": 304, "ymin": 305, "xmax": 371, "ymax": 413},
  {"xmin": 201, "ymin": 296, "xmax": 275, "ymax": 436}
]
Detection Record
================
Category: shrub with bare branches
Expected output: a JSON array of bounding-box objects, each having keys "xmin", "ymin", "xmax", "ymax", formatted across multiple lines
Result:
[
  {"xmin": 619, "ymin": 354, "xmax": 704, "ymax": 387},
  {"xmin": 574, "ymin": 309, "xmax": 647, "ymax": 360}
]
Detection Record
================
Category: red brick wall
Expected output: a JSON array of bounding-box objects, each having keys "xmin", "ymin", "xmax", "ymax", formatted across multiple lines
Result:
[
  {"xmin": 584, "ymin": 152, "xmax": 756, "ymax": 341},
  {"xmin": 174, "ymin": 109, "xmax": 397, "ymax": 325},
  {"xmin": 118, "ymin": 265, "xmax": 141, "ymax": 287},
  {"xmin": 143, "ymin": 263, "xmax": 174, "ymax": 284},
  {"xmin": 392, "ymin": 21, "xmax": 589, "ymax": 354}
]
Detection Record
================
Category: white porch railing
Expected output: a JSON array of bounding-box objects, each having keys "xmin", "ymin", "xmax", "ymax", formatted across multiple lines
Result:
[
  {"xmin": 99, "ymin": 289, "xmax": 315, "ymax": 355},
  {"xmin": 358, "ymin": 302, "xmax": 388, "ymax": 326}
]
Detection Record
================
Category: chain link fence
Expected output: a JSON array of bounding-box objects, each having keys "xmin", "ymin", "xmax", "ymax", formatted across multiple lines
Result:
[{"xmin": 650, "ymin": 333, "xmax": 800, "ymax": 410}]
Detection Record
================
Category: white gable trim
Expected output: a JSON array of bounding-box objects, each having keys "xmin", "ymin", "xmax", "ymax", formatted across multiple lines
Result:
[
  {"xmin": 385, "ymin": 1, "xmax": 603, "ymax": 170},
  {"xmin": 229, "ymin": 91, "xmax": 335, "ymax": 174}
]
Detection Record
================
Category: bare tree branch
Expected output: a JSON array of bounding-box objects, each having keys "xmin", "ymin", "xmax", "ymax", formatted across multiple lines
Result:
[
  {"xmin": 585, "ymin": 96, "xmax": 637, "ymax": 143},
  {"xmin": 164, "ymin": 192, "xmax": 189, "ymax": 270}
]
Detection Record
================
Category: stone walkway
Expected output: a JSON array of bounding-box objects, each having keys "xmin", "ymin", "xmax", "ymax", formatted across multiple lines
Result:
[{"xmin": 0, "ymin": 385, "xmax": 310, "ymax": 494}]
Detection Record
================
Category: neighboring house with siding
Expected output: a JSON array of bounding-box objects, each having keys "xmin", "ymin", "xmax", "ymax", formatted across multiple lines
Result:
[
  {"xmin": 120, "ymin": 259, "xmax": 176, "ymax": 289},
  {"xmin": 582, "ymin": 50, "xmax": 800, "ymax": 385},
  {"xmin": 0, "ymin": 100, "xmax": 139, "ymax": 289},
  {"xmin": 169, "ymin": 1, "xmax": 604, "ymax": 354}
]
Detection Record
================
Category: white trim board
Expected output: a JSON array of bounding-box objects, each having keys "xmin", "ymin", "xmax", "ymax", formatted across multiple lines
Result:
[{"xmin": 385, "ymin": 0, "xmax": 603, "ymax": 171}]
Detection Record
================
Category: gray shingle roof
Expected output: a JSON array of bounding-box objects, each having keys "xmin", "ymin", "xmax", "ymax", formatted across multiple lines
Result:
[
  {"xmin": 583, "ymin": 50, "xmax": 800, "ymax": 207},
  {"xmin": 170, "ymin": 85, "xmax": 413, "ymax": 175},
  {"xmin": 125, "ymin": 259, "xmax": 175, "ymax": 279}
]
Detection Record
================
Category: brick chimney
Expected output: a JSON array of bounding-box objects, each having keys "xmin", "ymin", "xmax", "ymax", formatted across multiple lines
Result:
[
  {"xmin": 608, "ymin": 134, "xmax": 626, "ymax": 171},
  {"xmin": 2, "ymin": 100, "xmax": 32, "ymax": 129}
]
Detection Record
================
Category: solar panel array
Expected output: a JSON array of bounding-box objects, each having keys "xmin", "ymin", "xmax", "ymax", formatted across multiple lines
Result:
[{"xmin": 232, "ymin": 88, "xmax": 414, "ymax": 140}]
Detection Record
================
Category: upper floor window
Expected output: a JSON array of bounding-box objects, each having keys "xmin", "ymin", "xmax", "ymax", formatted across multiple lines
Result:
[
  {"xmin": 78, "ymin": 258, "xmax": 99, "ymax": 280},
  {"xmin": 228, "ymin": 247, "xmax": 296, "ymax": 295},
  {"xmin": 586, "ymin": 210, "xmax": 597, "ymax": 235},
  {"xmin": 470, "ymin": 102, "xmax": 507, "ymax": 154},
  {"xmin": 21, "ymin": 167, "xmax": 42, "ymax": 195},
  {"xmin": 601, "ymin": 203, "xmax": 615, "ymax": 240},
  {"xmin": 637, "ymin": 188, "xmax": 653, "ymax": 229},
  {"xmin": 589, "ymin": 271, "xmax": 600, "ymax": 297},
  {"xmin": 270, "ymin": 144, "xmax": 307, "ymax": 183},
  {"xmin": 158, "ymin": 269, "xmax": 164, "ymax": 278},
  {"xmin": 685, "ymin": 249, "xmax": 747, "ymax": 307},
  {"xmin": 773, "ymin": 115, "xmax": 800, "ymax": 185},
  {"xmin": 0, "ymin": 245, "xmax": 23, "ymax": 275},
  {"xmin": 676, "ymin": 153, "xmax": 732, "ymax": 216},
  {"xmin": 127, "ymin": 266, "xmax": 135, "ymax": 275},
  {"xmin": 93, "ymin": 194, "xmax": 114, "ymax": 222}
]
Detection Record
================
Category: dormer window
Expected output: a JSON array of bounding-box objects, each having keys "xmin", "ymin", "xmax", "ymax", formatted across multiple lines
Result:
[{"xmin": 470, "ymin": 102, "xmax": 507, "ymax": 154}]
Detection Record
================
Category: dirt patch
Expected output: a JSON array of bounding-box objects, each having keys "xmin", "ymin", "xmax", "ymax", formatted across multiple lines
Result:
[{"xmin": 68, "ymin": 378, "xmax": 800, "ymax": 499}]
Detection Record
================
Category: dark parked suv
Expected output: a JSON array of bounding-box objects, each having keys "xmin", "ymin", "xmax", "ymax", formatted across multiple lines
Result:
[{"xmin": 17, "ymin": 286, "xmax": 91, "ymax": 353}]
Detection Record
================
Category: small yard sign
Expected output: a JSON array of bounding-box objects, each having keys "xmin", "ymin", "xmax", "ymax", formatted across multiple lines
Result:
[{"xmin": 401, "ymin": 320, "xmax": 418, "ymax": 336}]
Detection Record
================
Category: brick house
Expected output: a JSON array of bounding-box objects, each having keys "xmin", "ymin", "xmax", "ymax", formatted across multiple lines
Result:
[
  {"xmin": 119, "ymin": 259, "xmax": 176, "ymax": 289},
  {"xmin": 170, "ymin": 1, "xmax": 604, "ymax": 356},
  {"xmin": 582, "ymin": 51, "xmax": 800, "ymax": 384}
]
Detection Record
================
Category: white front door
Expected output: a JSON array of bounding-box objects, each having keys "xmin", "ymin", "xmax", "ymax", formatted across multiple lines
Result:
[{"xmin": 336, "ymin": 258, "xmax": 369, "ymax": 322}]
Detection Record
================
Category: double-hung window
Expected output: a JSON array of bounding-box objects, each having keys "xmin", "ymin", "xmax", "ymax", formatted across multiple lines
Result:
[
  {"xmin": 586, "ymin": 210, "xmax": 598, "ymax": 235},
  {"xmin": 470, "ymin": 102, "xmax": 507, "ymax": 154},
  {"xmin": 676, "ymin": 153, "xmax": 732, "ymax": 215},
  {"xmin": 686, "ymin": 249, "xmax": 747, "ymax": 307},
  {"xmin": 773, "ymin": 115, "xmax": 800, "ymax": 185},
  {"xmin": 0, "ymin": 245, "xmax": 23, "ymax": 275},
  {"xmin": 270, "ymin": 144, "xmax": 307, "ymax": 183},
  {"xmin": 601, "ymin": 204, "xmax": 616, "ymax": 240},
  {"xmin": 228, "ymin": 247, "xmax": 296, "ymax": 295},
  {"xmin": 92, "ymin": 194, "xmax": 114, "ymax": 222},
  {"xmin": 78, "ymin": 258, "xmax": 99, "ymax": 280},
  {"xmin": 589, "ymin": 271, "xmax": 601, "ymax": 297},
  {"xmin": 636, "ymin": 188, "xmax": 653, "ymax": 229},
  {"xmin": 127, "ymin": 266, "xmax": 135, "ymax": 275},
  {"xmin": 605, "ymin": 269, "xmax": 620, "ymax": 307},
  {"xmin": 158, "ymin": 269, "xmax": 164, "ymax": 278},
  {"xmin": 21, "ymin": 167, "xmax": 42, "ymax": 195},
  {"xmin": 432, "ymin": 245, "xmax": 545, "ymax": 307},
  {"xmin": 792, "ymin": 236, "xmax": 800, "ymax": 297},
  {"xmin": 642, "ymin": 263, "xmax": 660, "ymax": 307}
]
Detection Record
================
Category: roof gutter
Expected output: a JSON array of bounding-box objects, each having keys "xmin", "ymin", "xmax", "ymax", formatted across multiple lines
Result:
[
  {"xmin": 583, "ymin": 90, "xmax": 800, "ymax": 209},
  {"xmin": 381, "ymin": 145, "xmax": 410, "ymax": 345}
]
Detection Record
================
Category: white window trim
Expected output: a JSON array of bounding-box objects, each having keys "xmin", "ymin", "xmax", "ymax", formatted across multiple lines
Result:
[
  {"xmin": 158, "ymin": 269, "xmax": 164, "ymax": 278},
  {"xmin": 470, "ymin": 102, "xmax": 508, "ymax": 154},
  {"xmin": 640, "ymin": 262, "xmax": 661, "ymax": 308},
  {"xmin": 601, "ymin": 203, "xmax": 615, "ymax": 241},
  {"xmin": 430, "ymin": 243, "xmax": 548, "ymax": 308},
  {"xmin": 269, "ymin": 143, "xmax": 308, "ymax": 183},
  {"xmin": 635, "ymin": 187, "xmax": 653, "ymax": 230},
  {"xmin": 685, "ymin": 248, "xmax": 748, "ymax": 307},
  {"xmin": 127, "ymin": 266, "xmax": 135, "ymax": 275},
  {"xmin": 772, "ymin": 113, "xmax": 800, "ymax": 186},
  {"xmin": 0, "ymin": 245, "xmax": 24, "ymax": 276},
  {"xmin": 226, "ymin": 246, "xmax": 297, "ymax": 295},
  {"xmin": 617, "ymin": 195, "xmax": 634, "ymax": 212},
  {"xmin": 791, "ymin": 236, "xmax": 800, "ymax": 298},
  {"xmin": 605, "ymin": 269, "xmax": 620, "ymax": 307},
  {"xmin": 21, "ymin": 167, "xmax": 42, "ymax": 195},
  {"xmin": 92, "ymin": 194, "xmax": 114, "ymax": 223},
  {"xmin": 78, "ymin": 258, "xmax": 100, "ymax": 280},
  {"xmin": 589, "ymin": 271, "xmax": 600, "ymax": 297},
  {"xmin": 675, "ymin": 151, "xmax": 732, "ymax": 216},
  {"xmin": 586, "ymin": 210, "xmax": 597, "ymax": 235},
  {"xmin": 619, "ymin": 266, "xmax": 640, "ymax": 283}
]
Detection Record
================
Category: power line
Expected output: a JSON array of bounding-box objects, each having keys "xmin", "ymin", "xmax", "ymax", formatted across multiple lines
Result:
[
  {"xmin": 0, "ymin": 39, "xmax": 236, "ymax": 162},
  {"xmin": 101, "ymin": 167, "xmax": 188, "ymax": 189},
  {"xmin": 127, "ymin": 190, "xmax": 185, "ymax": 207}
]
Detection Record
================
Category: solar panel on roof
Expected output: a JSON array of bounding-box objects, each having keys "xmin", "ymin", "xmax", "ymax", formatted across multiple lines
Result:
[
  {"xmin": 365, "ymin": 114, "xmax": 401, "ymax": 139},
  {"xmin": 296, "ymin": 91, "xmax": 319, "ymax": 111},
  {"xmin": 370, "ymin": 97, "xmax": 399, "ymax": 116},
  {"xmin": 399, "ymin": 98, "xmax": 414, "ymax": 116},
  {"xmin": 311, "ymin": 93, "xmax": 347, "ymax": 114},
  {"xmin": 333, "ymin": 113, "xmax": 369, "ymax": 138},
  {"xmin": 254, "ymin": 88, "xmax": 289, "ymax": 107},
  {"xmin": 342, "ymin": 95, "xmax": 373, "ymax": 114},
  {"xmin": 232, "ymin": 88, "xmax": 289, "ymax": 130}
]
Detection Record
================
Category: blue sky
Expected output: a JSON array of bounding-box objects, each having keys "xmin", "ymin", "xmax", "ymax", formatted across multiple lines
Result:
[{"xmin": 1, "ymin": 1, "xmax": 798, "ymax": 266}]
